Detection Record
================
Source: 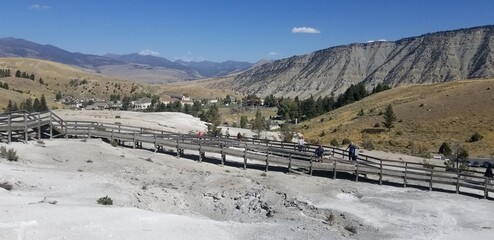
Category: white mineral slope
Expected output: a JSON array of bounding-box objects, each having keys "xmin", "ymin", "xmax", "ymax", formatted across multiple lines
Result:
[
  {"xmin": 1, "ymin": 138, "xmax": 493, "ymax": 239},
  {"xmin": 53, "ymin": 110, "xmax": 208, "ymax": 134}
]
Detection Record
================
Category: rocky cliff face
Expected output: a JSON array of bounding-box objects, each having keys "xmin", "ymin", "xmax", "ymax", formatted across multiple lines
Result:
[{"xmin": 232, "ymin": 25, "xmax": 494, "ymax": 98}]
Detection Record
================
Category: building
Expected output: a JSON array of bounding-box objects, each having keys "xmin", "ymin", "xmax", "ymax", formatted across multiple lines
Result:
[{"xmin": 133, "ymin": 97, "xmax": 152, "ymax": 110}]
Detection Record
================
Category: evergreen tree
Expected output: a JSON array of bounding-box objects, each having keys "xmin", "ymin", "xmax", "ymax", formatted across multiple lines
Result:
[
  {"xmin": 33, "ymin": 98, "xmax": 41, "ymax": 112},
  {"xmin": 240, "ymin": 115, "xmax": 248, "ymax": 128},
  {"xmin": 205, "ymin": 104, "xmax": 221, "ymax": 136},
  {"xmin": 15, "ymin": 70, "xmax": 21, "ymax": 78},
  {"xmin": 56, "ymin": 91, "xmax": 63, "ymax": 101},
  {"xmin": 6, "ymin": 100, "xmax": 13, "ymax": 112},
  {"xmin": 251, "ymin": 109, "xmax": 266, "ymax": 139},
  {"xmin": 382, "ymin": 104, "xmax": 397, "ymax": 130},
  {"xmin": 223, "ymin": 95, "xmax": 232, "ymax": 105},
  {"xmin": 29, "ymin": 74, "xmax": 35, "ymax": 81},
  {"xmin": 12, "ymin": 102, "xmax": 19, "ymax": 111},
  {"xmin": 439, "ymin": 142, "xmax": 452, "ymax": 156},
  {"xmin": 40, "ymin": 94, "xmax": 48, "ymax": 111}
]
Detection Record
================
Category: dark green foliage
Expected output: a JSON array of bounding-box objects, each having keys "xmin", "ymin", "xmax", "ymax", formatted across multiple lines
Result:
[
  {"xmin": 252, "ymin": 109, "xmax": 266, "ymax": 138},
  {"xmin": 223, "ymin": 95, "xmax": 232, "ymax": 105},
  {"xmin": 319, "ymin": 130, "xmax": 326, "ymax": 137},
  {"xmin": 469, "ymin": 132, "xmax": 483, "ymax": 142},
  {"xmin": 279, "ymin": 123, "xmax": 293, "ymax": 142},
  {"xmin": 0, "ymin": 69, "xmax": 11, "ymax": 78},
  {"xmin": 203, "ymin": 104, "xmax": 221, "ymax": 136},
  {"xmin": 357, "ymin": 109, "xmax": 364, "ymax": 116},
  {"xmin": 342, "ymin": 138, "xmax": 351, "ymax": 145},
  {"xmin": 330, "ymin": 138, "xmax": 339, "ymax": 146},
  {"xmin": 382, "ymin": 104, "xmax": 397, "ymax": 130},
  {"xmin": 439, "ymin": 142, "xmax": 452, "ymax": 156},
  {"xmin": 243, "ymin": 94, "xmax": 261, "ymax": 106},
  {"xmin": 263, "ymin": 94, "xmax": 277, "ymax": 107},
  {"xmin": 240, "ymin": 115, "xmax": 248, "ymax": 128},
  {"xmin": 362, "ymin": 138, "xmax": 375, "ymax": 150},
  {"xmin": 0, "ymin": 146, "xmax": 18, "ymax": 161},
  {"xmin": 55, "ymin": 91, "xmax": 63, "ymax": 101},
  {"xmin": 97, "ymin": 196, "xmax": 113, "ymax": 205},
  {"xmin": 15, "ymin": 70, "xmax": 21, "ymax": 78}
]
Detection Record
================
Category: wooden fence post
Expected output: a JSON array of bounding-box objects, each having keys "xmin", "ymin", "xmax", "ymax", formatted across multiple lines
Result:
[
  {"xmin": 49, "ymin": 111, "xmax": 53, "ymax": 140},
  {"xmin": 24, "ymin": 113, "xmax": 28, "ymax": 142},
  {"xmin": 309, "ymin": 156, "xmax": 313, "ymax": 176},
  {"xmin": 379, "ymin": 159, "xmax": 383, "ymax": 185},
  {"xmin": 456, "ymin": 169, "xmax": 460, "ymax": 194},
  {"xmin": 87, "ymin": 124, "xmax": 91, "ymax": 139},
  {"xmin": 404, "ymin": 162, "xmax": 408, "ymax": 188},
  {"xmin": 75, "ymin": 121, "xmax": 78, "ymax": 138},
  {"xmin": 154, "ymin": 134, "xmax": 157, "ymax": 153},
  {"xmin": 355, "ymin": 160, "xmax": 359, "ymax": 182},
  {"xmin": 221, "ymin": 143, "xmax": 225, "ymax": 166},
  {"xmin": 484, "ymin": 177, "xmax": 489, "ymax": 199},
  {"xmin": 111, "ymin": 128, "xmax": 114, "ymax": 143},
  {"xmin": 288, "ymin": 153, "xmax": 292, "ymax": 173},
  {"xmin": 333, "ymin": 158, "xmax": 337, "ymax": 179},
  {"xmin": 7, "ymin": 113, "xmax": 11, "ymax": 144},
  {"xmin": 37, "ymin": 112, "xmax": 41, "ymax": 140},
  {"xmin": 176, "ymin": 135, "xmax": 180, "ymax": 157},
  {"xmin": 198, "ymin": 138, "xmax": 203, "ymax": 162},
  {"xmin": 429, "ymin": 167, "xmax": 434, "ymax": 191},
  {"xmin": 243, "ymin": 142, "xmax": 247, "ymax": 170},
  {"xmin": 133, "ymin": 131, "xmax": 136, "ymax": 149}
]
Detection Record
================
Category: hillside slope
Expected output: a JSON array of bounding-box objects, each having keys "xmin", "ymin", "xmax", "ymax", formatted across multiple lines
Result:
[
  {"xmin": 232, "ymin": 25, "xmax": 494, "ymax": 98},
  {"xmin": 300, "ymin": 79, "xmax": 494, "ymax": 157}
]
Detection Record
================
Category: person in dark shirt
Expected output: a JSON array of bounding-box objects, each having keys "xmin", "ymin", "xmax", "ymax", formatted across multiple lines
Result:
[{"xmin": 315, "ymin": 145, "xmax": 325, "ymax": 162}]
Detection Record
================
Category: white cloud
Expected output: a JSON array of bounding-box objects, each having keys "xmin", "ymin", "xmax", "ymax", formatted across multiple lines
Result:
[
  {"xmin": 175, "ymin": 51, "xmax": 206, "ymax": 62},
  {"xmin": 292, "ymin": 27, "xmax": 320, "ymax": 34},
  {"xmin": 139, "ymin": 50, "xmax": 160, "ymax": 56},
  {"xmin": 29, "ymin": 4, "xmax": 51, "ymax": 10},
  {"xmin": 268, "ymin": 51, "xmax": 279, "ymax": 56}
]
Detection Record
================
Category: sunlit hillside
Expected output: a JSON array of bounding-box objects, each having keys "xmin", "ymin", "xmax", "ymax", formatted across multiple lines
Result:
[{"xmin": 301, "ymin": 79, "xmax": 494, "ymax": 157}]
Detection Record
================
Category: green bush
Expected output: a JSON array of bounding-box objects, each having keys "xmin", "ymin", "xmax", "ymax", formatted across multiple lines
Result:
[
  {"xmin": 342, "ymin": 138, "xmax": 351, "ymax": 145},
  {"xmin": 330, "ymin": 138, "xmax": 339, "ymax": 146},
  {"xmin": 438, "ymin": 142, "xmax": 452, "ymax": 156},
  {"xmin": 362, "ymin": 139, "xmax": 375, "ymax": 150},
  {"xmin": 374, "ymin": 123, "xmax": 381, "ymax": 128},
  {"xmin": 97, "ymin": 196, "xmax": 113, "ymax": 205},
  {"xmin": 0, "ymin": 147, "xmax": 18, "ymax": 161},
  {"xmin": 111, "ymin": 139, "xmax": 118, "ymax": 147},
  {"xmin": 469, "ymin": 132, "xmax": 483, "ymax": 142},
  {"xmin": 319, "ymin": 131, "xmax": 326, "ymax": 137}
]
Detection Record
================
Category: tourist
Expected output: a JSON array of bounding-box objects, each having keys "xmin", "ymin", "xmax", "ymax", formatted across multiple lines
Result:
[
  {"xmin": 226, "ymin": 127, "xmax": 230, "ymax": 138},
  {"xmin": 198, "ymin": 130, "xmax": 204, "ymax": 139},
  {"xmin": 315, "ymin": 144, "xmax": 325, "ymax": 162},
  {"xmin": 297, "ymin": 136, "xmax": 305, "ymax": 152},
  {"xmin": 346, "ymin": 142, "xmax": 356, "ymax": 161},
  {"xmin": 485, "ymin": 164, "xmax": 493, "ymax": 185},
  {"xmin": 236, "ymin": 132, "xmax": 242, "ymax": 140}
]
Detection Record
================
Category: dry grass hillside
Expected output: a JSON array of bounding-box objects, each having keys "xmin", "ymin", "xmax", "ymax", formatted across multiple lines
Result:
[
  {"xmin": 0, "ymin": 58, "xmax": 242, "ymax": 109},
  {"xmin": 0, "ymin": 58, "xmax": 152, "ymax": 109},
  {"xmin": 158, "ymin": 76, "xmax": 242, "ymax": 100},
  {"xmin": 301, "ymin": 79, "xmax": 494, "ymax": 158}
]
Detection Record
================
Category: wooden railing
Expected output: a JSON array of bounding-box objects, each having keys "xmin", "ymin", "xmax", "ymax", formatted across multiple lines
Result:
[{"xmin": 0, "ymin": 111, "xmax": 492, "ymax": 199}]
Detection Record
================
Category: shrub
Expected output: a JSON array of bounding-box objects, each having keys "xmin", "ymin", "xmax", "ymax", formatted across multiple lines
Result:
[
  {"xmin": 0, "ymin": 182, "xmax": 13, "ymax": 191},
  {"xmin": 438, "ymin": 142, "xmax": 452, "ymax": 156},
  {"xmin": 0, "ymin": 146, "xmax": 7, "ymax": 158},
  {"xmin": 320, "ymin": 118, "xmax": 325, "ymax": 122},
  {"xmin": 97, "ymin": 196, "xmax": 113, "ymax": 205},
  {"xmin": 469, "ymin": 132, "xmax": 483, "ymax": 142},
  {"xmin": 342, "ymin": 138, "xmax": 351, "ymax": 145},
  {"xmin": 362, "ymin": 139, "xmax": 375, "ymax": 150},
  {"xmin": 345, "ymin": 224, "xmax": 358, "ymax": 234},
  {"xmin": 374, "ymin": 123, "xmax": 381, "ymax": 128},
  {"xmin": 330, "ymin": 138, "xmax": 339, "ymax": 146},
  {"xmin": 325, "ymin": 213, "xmax": 335, "ymax": 226},
  {"xmin": 319, "ymin": 131, "xmax": 326, "ymax": 137},
  {"xmin": 0, "ymin": 148, "xmax": 18, "ymax": 162},
  {"xmin": 357, "ymin": 109, "xmax": 364, "ymax": 116},
  {"xmin": 111, "ymin": 139, "xmax": 118, "ymax": 147},
  {"xmin": 115, "ymin": 115, "xmax": 121, "ymax": 119}
]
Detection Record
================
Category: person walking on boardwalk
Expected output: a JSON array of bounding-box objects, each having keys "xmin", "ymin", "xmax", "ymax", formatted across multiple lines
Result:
[
  {"xmin": 485, "ymin": 164, "xmax": 493, "ymax": 185},
  {"xmin": 236, "ymin": 132, "xmax": 242, "ymax": 140},
  {"xmin": 297, "ymin": 136, "xmax": 305, "ymax": 152},
  {"xmin": 346, "ymin": 142, "xmax": 356, "ymax": 161},
  {"xmin": 315, "ymin": 144, "xmax": 325, "ymax": 162},
  {"xmin": 226, "ymin": 128, "xmax": 230, "ymax": 138}
]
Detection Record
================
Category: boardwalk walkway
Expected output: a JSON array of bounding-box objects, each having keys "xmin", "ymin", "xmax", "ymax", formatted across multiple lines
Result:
[{"xmin": 1, "ymin": 110, "xmax": 492, "ymax": 199}]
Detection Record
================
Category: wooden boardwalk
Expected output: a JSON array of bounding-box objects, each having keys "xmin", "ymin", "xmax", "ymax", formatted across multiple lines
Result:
[{"xmin": 1, "ymin": 110, "xmax": 492, "ymax": 199}]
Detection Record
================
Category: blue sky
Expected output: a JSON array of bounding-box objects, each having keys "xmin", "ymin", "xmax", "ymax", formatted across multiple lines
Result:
[{"xmin": 1, "ymin": 0, "xmax": 494, "ymax": 62}]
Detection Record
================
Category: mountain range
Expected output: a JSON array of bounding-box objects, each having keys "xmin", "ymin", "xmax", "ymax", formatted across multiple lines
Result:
[
  {"xmin": 0, "ymin": 37, "xmax": 253, "ymax": 83},
  {"xmin": 231, "ymin": 25, "xmax": 494, "ymax": 98}
]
